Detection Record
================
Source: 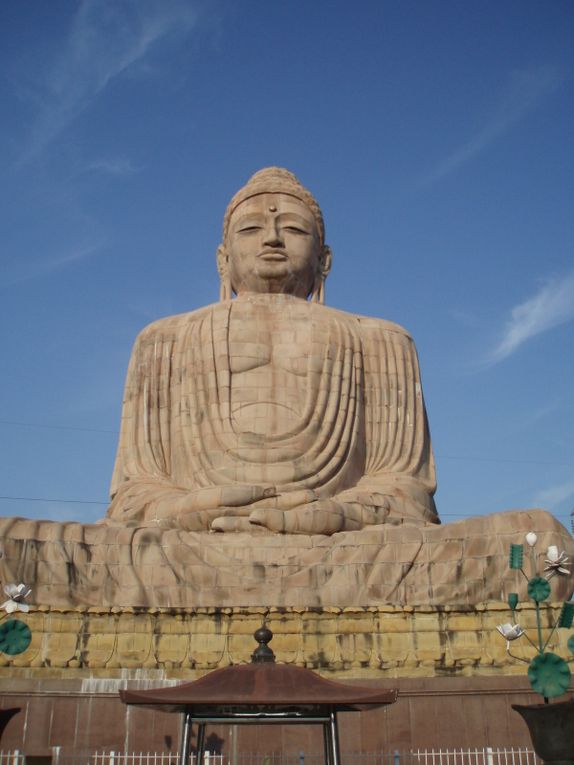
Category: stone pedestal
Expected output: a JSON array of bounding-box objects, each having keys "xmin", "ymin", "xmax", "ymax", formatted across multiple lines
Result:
[{"xmin": 1, "ymin": 604, "xmax": 572, "ymax": 755}]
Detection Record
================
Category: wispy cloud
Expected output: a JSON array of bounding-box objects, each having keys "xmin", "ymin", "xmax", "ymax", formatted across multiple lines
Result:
[
  {"xmin": 532, "ymin": 479, "xmax": 574, "ymax": 510},
  {"xmin": 485, "ymin": 271, "xmax": 574, "ymax": 365},
  {"xmin": 418, "ymin": 65, "xmax": 563, "ymax": 187},
  {"xmin": 2, "ymin": 243, "xmax": 103, "ymax": 288},
  {"xmin": 19, "ymin": 0, "xmax": 197, "ymax": 162},
  {"xmin": 80, "ymin": 157, "xmax": 141, "ymax": 177}
]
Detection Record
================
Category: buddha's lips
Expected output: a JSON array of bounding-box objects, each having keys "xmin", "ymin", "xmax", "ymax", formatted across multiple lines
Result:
[{"xmin": 258, "ymin": 251, "xmax": 288, "ymax": 262}]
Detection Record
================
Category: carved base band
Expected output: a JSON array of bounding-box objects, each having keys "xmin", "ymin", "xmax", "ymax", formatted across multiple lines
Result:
[{"xmin": 1, "ymin": 603, "xmax": 572, "ymax": 680}]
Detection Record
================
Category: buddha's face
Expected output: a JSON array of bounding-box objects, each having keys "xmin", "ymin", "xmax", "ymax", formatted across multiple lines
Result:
[{"xmin": 225, "ymin": 193, "xmax": 321, "ymax": 298}]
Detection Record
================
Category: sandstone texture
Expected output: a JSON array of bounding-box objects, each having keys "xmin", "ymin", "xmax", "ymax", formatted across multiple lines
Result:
[
  {"xmin": 1, "ymin": 603, "xmax": 572, "ymax": 680},
  {"xmin": 1, "ymin": 167, "xmax": 572, "ymax": 608},
  {"xmin": 1, "ymin": 509, "xmax": 572, "ymax": 608}
]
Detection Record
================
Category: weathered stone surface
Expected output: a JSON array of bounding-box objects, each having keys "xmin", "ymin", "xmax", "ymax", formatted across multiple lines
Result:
[
  {"xmin": 0, "ymin": 603, "xmax": 571, "ymax": 680},
  {"xmin": 0, "ymin": 167, "xmax": 572, "ymax": 607},
  {"xmin": 1, "ymin": 509, "xmax": 572, "ymax": 607}
]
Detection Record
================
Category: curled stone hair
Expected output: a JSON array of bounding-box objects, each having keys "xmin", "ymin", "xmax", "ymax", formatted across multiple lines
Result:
[
  {"xmin": 218, "ymin": 167, "xmax": 331, "ymax": 303},
  {"xmin": 222, "ymin": 167, "xmax": 325, "ymax": 245}
]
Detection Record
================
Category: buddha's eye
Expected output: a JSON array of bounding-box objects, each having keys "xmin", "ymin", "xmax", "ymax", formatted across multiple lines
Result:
[
  {"xmin": 238, "ymin": 225, "xmax": 262, "ymax": 233},
  {"xmin": 283, "ymin": 226, "xmax": 308, "ymax": 235}
]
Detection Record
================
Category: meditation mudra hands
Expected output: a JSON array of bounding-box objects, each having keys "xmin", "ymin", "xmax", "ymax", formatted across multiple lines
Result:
[{"xmin": 157, "ymin": 485, "xmax": 391, "ymax": 535}]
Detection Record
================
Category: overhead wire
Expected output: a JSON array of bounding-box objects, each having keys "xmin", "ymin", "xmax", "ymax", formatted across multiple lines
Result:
[
  {"xmin": 0, "ymin": 495, "xmax": 108, "ymax": 506},
  {"xmin": 0, "ymin": 419, "xmax": 117, "ymax": 434},
  {"xmin": 0, "ymin": 495, "xmax": 570, "ymax": 523},
  {"xmin": 0, "ymin": 419, "xmax": 571, "ymax": 518},
  {"xmin": 0, "ymin": 418, "xmax": 571, "ymax": 466}
]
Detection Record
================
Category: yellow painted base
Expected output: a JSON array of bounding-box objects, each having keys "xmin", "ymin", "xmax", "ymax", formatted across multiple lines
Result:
[{"xmin": 0, "ymin": 603, "xmax": 571, "ymax": 681}]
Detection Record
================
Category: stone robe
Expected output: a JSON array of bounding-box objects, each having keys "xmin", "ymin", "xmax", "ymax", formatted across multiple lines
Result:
[
  {"xmin": 106, "ymin": 294, "xmax": 438, "ymax": 528},
  {"xmin": 1, "ymin": 296, "xmax": 572, "ymax": 608}
]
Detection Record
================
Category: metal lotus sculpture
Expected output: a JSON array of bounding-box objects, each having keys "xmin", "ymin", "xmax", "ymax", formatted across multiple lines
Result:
[
  {"xmin": 498, "ymin": 533, "xmax": 573, "ymax": 701},
  {"xmin": 0, "ymin": 583, "xmax": 32, "ymax": 657}
]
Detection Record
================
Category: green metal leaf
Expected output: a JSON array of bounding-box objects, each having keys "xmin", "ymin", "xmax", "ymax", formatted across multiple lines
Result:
[
  {"xmin": 527, "ymin": 576, "xmax": 551, "ymax": 603},
  {"xmin": 528, "ymin": 652, "xmax": 571, "ymax": 698},
  {"xmin": 0, "ymin": 619, "xmax": 31, "ymax": 656},
  {"xmin": 557, "ymin": 602, "xmax": 574, "ymax": 629},
  {"xmin": 568, "ymin": 634, "xmax": 574, "ymax": 654},
  {"xmin": 509, "ymin": 544, "xmax": 524, "ymax": 570},
  {"xmin": 507, "ymin": 593, "xmax": 519, "ymax": 611}
]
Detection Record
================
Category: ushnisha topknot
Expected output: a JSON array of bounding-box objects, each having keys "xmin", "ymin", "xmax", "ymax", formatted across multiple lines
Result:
[{"xmin": 223, "ymin": 167, "xmax": 325, "ymax": 245}]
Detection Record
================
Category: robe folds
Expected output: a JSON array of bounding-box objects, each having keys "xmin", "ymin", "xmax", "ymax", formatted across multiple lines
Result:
[
  {"xmin": 4, "ymin": 295, "xmax": 571, "ymax": 608},
  {"xmin": 0, "ymin": 295, "xmax": 574, "ymax": 609},
  {"xmin": 105, "ymin": 295, "xmax": 438, "ymax": 528}
]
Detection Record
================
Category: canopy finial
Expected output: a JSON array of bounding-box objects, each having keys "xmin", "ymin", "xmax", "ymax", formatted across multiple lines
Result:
[{"xmin": 251, "ymin": 625, "xmax": 275, "ymax": 663}]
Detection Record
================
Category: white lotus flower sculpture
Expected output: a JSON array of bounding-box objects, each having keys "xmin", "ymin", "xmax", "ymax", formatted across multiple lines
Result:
[
  {"xmin": 496, "ymin": 623, "xmax": 524, "ymax": 642},
  {"xmin": 1, "ymin": 583, "xmax": 32, "ymax": 614},
  {"xmin": 544, "ymin": 546, "xmax": 570, "ymax": 579}
]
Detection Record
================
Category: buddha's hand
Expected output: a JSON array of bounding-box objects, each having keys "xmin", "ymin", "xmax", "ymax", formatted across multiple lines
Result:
[
  {"xmin": 174, "ymin": 485, "xmax": 277, "ymax": 531},
  {"xmin": 246, "ymin": 491, "xmax": 391, "ymax": 535}
]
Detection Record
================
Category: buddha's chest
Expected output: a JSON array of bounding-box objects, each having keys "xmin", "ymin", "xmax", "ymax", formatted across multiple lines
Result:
[
  {"xmin": 227, "ymin": 303, "xmax": 312, "ymax": 374},
  {"xmin": 226, "ymin": 301, "xmax": 314, "ymax": 434}
]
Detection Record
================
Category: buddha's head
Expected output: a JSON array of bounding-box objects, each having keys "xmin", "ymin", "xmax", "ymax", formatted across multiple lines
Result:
[{"xmin": 217, "ymin": 168, "xmax": 332, "ymax": 302}]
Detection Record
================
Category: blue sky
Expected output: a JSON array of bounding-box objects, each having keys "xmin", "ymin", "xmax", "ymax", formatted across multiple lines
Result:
[{"xmin": 1, "ymin": 0, "xmax": 573, "ymax": 533}]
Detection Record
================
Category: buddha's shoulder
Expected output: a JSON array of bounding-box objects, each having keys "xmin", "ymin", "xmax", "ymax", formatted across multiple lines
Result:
[
  {"xmin": 318, "ymin": 304, "xmax": 414, "ymax": 343},
  {"xmin": 133, "ymin": 303, "xmax": 220, "ymax": 344},
  {"xmin": 132, "ymin": 301, "xmax": 415, "ymax": 346}
]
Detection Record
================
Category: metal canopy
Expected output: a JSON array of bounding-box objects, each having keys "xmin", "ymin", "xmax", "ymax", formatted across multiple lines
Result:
[{"xmin": 120, "ymin": 627, "xmax": 398, "ymax": 765}]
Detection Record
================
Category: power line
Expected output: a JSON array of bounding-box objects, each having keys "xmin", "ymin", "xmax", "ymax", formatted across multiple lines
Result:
[
  {"xmin": 0, "ymin": 419, "xmax": 118, "ymax": 434},
  {"xmin": 0, "ymin": 419, "xmax": 571, "ymax": 468},
  {"xmin": 0, "ymin": 495, "xmax": 108, "ymax": 506},
  {"xmin": 0, "ymin": 494, "xmax": 570, "ymax": 521},
  {"xmin": 437, "ymin": 454, "xmax": 573, "ymax": 467}
]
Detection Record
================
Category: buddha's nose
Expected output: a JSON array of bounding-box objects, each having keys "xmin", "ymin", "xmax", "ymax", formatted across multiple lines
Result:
[{"xmin": 262, "ymin": 221, "xmax": 284, "ymax": 246}]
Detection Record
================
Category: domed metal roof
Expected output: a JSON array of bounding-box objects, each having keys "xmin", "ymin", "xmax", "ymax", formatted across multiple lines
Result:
[{"xmin": 120, "ymin": 626, "xmax": 397, "ymax": 713}]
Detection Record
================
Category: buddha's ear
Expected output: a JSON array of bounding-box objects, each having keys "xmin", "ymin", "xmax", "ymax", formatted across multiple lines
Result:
[
  {"xmin": 311, "ymin": 245, "xmax": 332, "ymax": 304},
  {"xmin": 320, "ymin": 245, "xmax": 332, "ymax": 279},
  {"xmin": 216, "ymin": 244, "xmax": 232, "ymax": 301}
]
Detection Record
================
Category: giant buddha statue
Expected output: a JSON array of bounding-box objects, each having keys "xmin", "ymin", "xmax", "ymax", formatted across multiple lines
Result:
[
  {"xmin": 105, "ymin": 167, "xmax": 437, "ymax": 537},
  {"xmin": 1, "ymin": 168, "xmax": 572, "ymax": 608}
]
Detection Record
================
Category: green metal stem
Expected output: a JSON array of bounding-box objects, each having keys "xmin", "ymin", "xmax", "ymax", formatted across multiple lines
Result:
[
  {"xmin": 534, "ymin": 601, "xmax": 544, "ymax": 655},
  {"xmin": 529, "ymin": 547, "xmax": 537, "ymax": 578},
  {"xmin": 506, "ymin": 648, "xmax": 530, "ymax": 664},
  {"xmin": 521, "ymin": 631, "xmax": 539, "ymax": 651},
  {"xmin": 542, "ymin": 621, "xmax": 558, "ymax": 652},
  {"xmin": 531, "ymin": 546, "xmax": 545, "ymax": 655}
]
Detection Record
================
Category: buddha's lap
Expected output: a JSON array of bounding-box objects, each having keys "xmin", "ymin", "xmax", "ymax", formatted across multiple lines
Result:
[{"xmin": 0, "ymin": 509, "xmax": 572, "ymax": 607}]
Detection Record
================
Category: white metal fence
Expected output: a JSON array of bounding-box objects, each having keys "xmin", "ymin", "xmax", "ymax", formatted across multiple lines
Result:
[
  {"xmin": 406, "ymin": 750, "xmax": 542, "ymax": 765},
  {"xmin": 232, "ymin": 751, "xmax": 542, "ymax": 765},
  {"xmin": 52, "ymin": 753, "xmax": 223, "ymax": 765},
  {"xmin": 48, "ymin": 750, "xmax": 543, "ymax": 765},
  {"xmin": 0, "ymin": 752, "xmax": 25, "ymax": 765}
]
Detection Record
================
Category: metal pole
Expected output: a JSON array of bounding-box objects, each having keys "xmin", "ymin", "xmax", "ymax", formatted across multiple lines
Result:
[
  {"xmin": 179, "ymin": 712, "xmax": 193, "ymax": 765},
  {"xmin": 196, "ymin": 722, "xmax": 207, "ymax": 764},
  {"xmin": 329, "ymin": 711, "xmax": 341, "ymax": 765},
  {"xmin": 323, "ymin": 722, "xmax": 332, "ymax": 765},
  {"xmin": 231, "ymin": 725, "xmax": 237, "ymax": 765}
]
